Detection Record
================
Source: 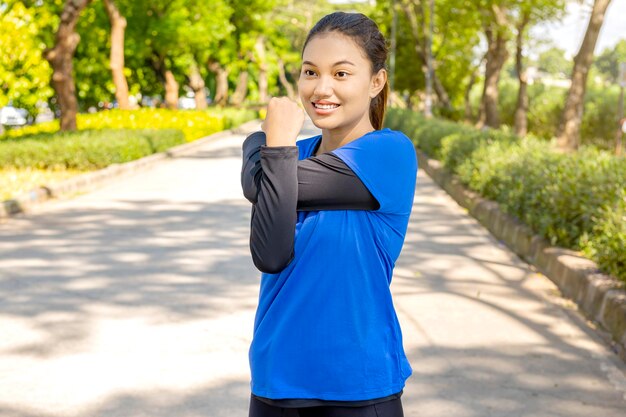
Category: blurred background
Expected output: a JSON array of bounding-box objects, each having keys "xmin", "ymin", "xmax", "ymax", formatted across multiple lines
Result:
[{"xmin": 1, "ymin": 0, "xmax": 624, "ymax": 146}]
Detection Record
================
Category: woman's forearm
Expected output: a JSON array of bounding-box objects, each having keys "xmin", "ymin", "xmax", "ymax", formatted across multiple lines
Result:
[
  {"xmin": 248, "ymin": 145, "xmax": 299, "ymax": 274},
  {"xmin": 241, "ymin": 131, "xmax": 379, "ymax": 211}
]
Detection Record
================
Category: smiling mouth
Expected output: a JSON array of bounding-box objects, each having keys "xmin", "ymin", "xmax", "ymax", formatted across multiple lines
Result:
[{"xmin": 312, "ymin": 102, "xmax": 340, "ymax": 109}]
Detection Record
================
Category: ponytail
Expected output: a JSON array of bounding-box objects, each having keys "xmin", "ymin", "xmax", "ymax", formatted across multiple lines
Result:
[{"xmin": 370, "ymin": 80, "xmax": 389, "ymax": 130}]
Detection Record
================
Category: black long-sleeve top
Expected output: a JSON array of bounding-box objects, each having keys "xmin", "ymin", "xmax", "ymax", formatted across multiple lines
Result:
[
  {"xmin": 241, "ymin": 130, "xmax": 380, "ymax": 274},
  {"xmin": 240, "ymin": 130, "xmax": 403, "ymax": 408}
]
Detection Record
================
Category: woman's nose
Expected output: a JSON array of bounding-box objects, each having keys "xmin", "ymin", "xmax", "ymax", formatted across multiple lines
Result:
[{"xmin": 313, "ymin": 76, "xmax": 333, "ymax": 97}]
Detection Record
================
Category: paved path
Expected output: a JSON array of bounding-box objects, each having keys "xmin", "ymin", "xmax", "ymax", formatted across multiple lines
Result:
[{"xmin": 1, "ymin": 120, "xmax": 625, "ymax": 417}]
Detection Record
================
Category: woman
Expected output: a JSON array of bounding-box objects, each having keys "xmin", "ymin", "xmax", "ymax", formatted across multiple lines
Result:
[{"xmin": 241, "ymin": 11, "xmax": 417, "ymax": 417}]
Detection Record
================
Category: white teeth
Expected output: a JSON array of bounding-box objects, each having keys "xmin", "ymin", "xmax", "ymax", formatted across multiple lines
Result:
[{"xmin": 314, "ymin": 103, "xmax": 339, "ymax": 109}]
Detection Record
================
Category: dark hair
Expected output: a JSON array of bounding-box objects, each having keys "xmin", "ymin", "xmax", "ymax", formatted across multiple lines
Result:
[{"xmin": 301, "ymin": 12, "xmax": 389, "ymax": 130}]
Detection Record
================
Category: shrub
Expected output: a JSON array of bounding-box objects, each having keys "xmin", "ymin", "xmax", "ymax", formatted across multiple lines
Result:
[
  {"xmin": 0, "ymin": 129, "xmax": 185, "ymax": 170},
  {"xmin": 0, "ymin": 107, "xmax": 260, "ymax": 201},
  {"xmin": 580, "ymin": 193, "xmax": 626, "ymax": 281},
  {"xmin": 1, "ymin": 107, "xmax": 259, "ymax": 142},
  {"xmin": 385, "ymin": 107, "xmax": 626, "ymax": 283}
]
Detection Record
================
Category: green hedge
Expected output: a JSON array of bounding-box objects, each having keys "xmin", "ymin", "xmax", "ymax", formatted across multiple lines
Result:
[
  {"xmin": 385, "ymin": 107, "xmax": 626, "ymax": 282},
  {"xmin": 467, "ymin": 79, "xmax": 621, "ymax": 150},
  {"xmin": 0, "ymin": 107, "xmax": 259, "ymax": 202},
  {"xmin": 1, "ymin": 106, "xmax": 258, "ymax": 142},
  {"xmin": 0, "ymin": 106, "xmax": 259, "ymax": 170},
  {"xmin": 0, "ymin": 129, "xmax": 185, "ymax": 170}
]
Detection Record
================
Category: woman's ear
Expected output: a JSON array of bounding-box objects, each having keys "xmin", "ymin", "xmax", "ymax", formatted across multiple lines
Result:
[{"xmin": 369, "ymin": 68, "xmax": 387, "ymax": 98}]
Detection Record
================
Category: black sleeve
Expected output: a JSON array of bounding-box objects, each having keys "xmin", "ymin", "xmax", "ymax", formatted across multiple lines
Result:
[
  {"xmin": 248, "ymin": 145, "xmax": 299, "ymax": 274},
  {"xmin": 241, "ymin": 131, "xmax": 380, "ymax": 211},
  {"xmin": 241, "ymin": 131, "xmax": 380, "ymax": 274}
]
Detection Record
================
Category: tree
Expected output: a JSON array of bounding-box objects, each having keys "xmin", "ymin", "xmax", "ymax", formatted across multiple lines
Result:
[
  {"xmin": 512, "ymin": 0, "xmax": 566, "ymax": 136},
  {"xmin": 176, "ymin": 0, "xmax": 233, "ymax": 108},
  {"xmin": 44, "ymin": 0, "xmax": 93, "ymax": 130},
  {"xmin": 513, "ymin": 7, "xmax": 530, "ymax": 135},
  {"xmin": 103, "ymin": 0, "xmax": 130, "ymax": 109},
  {"xmin": 557, "ymin": 0, "xmax": 612, "ymax": 151},
  {"xmin": 537, "ymin": 46, "xmax": 571, "ymax": 77},
  {"xmin": 476, "ymin": 1, "xmax": 510, "ymax": 129},
  {"xmin": 398, "ymin": 0, "xmax": 451, "ymax": 110}
]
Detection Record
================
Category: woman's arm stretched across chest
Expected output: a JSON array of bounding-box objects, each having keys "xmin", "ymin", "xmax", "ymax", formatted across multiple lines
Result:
[
  {"xmin": 241, "ymin": 131, "xmax": 380, "ymax": 211},
  {"xmin": 241, "ymin": 131, "xmax": 379, "ymax": 274}
]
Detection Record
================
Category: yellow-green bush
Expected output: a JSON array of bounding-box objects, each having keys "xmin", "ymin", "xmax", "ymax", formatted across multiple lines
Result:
[
  {"xmin": 385, "ymin": 107, "xmax": 626, "ymax": 282},
  {"xmin": 0, "ymin": 107, "xmax": 259, "ymax": 202},
  {"xmin": 1, "ymin": 106, "xmax": 259, "ymax": 142}
]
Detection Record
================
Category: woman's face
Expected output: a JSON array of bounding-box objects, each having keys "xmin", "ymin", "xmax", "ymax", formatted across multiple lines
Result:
[{"xmin": 298, "ymin": 32, "xmax": 385, "ymax": 135}]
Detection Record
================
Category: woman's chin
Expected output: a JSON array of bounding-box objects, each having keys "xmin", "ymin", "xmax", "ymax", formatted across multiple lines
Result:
[{"xmin": 309, "ymin": 115, "xmax": 338, "ymax": 130}]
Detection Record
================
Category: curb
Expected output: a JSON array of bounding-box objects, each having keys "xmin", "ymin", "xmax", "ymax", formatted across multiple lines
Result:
[
  {"xmin": 0, "ymin": 118, "xmax": 263, "ymax": 221},
  {"xmin": 415, "ymin": 149, "xmax": 626, "ymax": 359}
]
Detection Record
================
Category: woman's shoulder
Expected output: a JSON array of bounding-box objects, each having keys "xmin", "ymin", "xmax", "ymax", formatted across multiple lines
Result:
[
  {"xmin": 366, "ymin": 128, "xmax": 415, "ymax": 156},
  {"xmin": 376, "ymin": 127, "xmax": 413, "ymax": 144}
]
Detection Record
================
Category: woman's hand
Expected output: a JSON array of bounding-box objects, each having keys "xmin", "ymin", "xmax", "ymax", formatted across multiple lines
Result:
[{"xmin": 261, "ymin": 97, "xmax": 305, "ymax": 147}]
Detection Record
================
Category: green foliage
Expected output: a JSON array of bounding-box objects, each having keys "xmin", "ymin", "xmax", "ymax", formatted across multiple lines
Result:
[
  {"xmin": 441, "ymin": 127, "xmax": 519, "ymax": 173},
  {"xmin": 469, "ymin": 78, "xmax": 620, "ymax": 150},
  {"xmin": 385, "ymin": 107, "xmax": 626, "ymax": 282},
  {"xmin": 73, "ymin": 1, "xmax": 115, "ymax": 109},
  {"xmin": 580, "ymin": 193, "xmax": 626, "ymax": 281},
  {"xmin": 579, "ymin": 86, "xmax": 621, "ymax": 148},
  {"xmin": 593, "ymin": 39, "xmax": 626, "ymax": 84},
  {"xmin": 525, "ymin": 83, "xmax": 566, "ymax": 139},
  {"xmin": 0, "ymin": 129, "xmax": 186, "ymax": 170},
  {"xmin": 213, "ymin": 106, "xmax": 258, "ymax": 129},
  {"xmin": 0, "ymin": 1, "xmax": 54, "ymax": 112},
  {"xmin": 385, "ymin": 109, "xmax": 474, "ymax": 160},
  {"xmin": 378, "ymin": 0, "xmax": 482, "ymax": 109},
  {"xmin": 1, "ymin": 107, "xmax": 257, "ymax": 142},
  {"xmin": 537, "ymin": 46, "xmax": 572, "ymax": 77},
  {"xmin": 0, "ymin": 106, "xmax": 258, "ymax": 201}
]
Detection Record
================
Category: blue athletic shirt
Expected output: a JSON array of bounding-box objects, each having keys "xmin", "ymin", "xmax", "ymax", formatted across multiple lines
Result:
[{"xmin": 249, "ymin": 127, "xmax": 418, "ymax": 400}]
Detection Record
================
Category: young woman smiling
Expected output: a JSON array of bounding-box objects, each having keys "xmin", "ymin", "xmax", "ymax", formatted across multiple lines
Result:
[{"xmin": 241, "ymin": 11, "xmax": 418, "ymax": 417}]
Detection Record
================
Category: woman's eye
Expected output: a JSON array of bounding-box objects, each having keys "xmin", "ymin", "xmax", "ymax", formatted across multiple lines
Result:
[
  {"xmin": 336, "ymin": 71, "xmax": 348, "ymax": 78},
  {"xmin": 304, "ymin": 69, "xmax": 316, "ymax": 76}
]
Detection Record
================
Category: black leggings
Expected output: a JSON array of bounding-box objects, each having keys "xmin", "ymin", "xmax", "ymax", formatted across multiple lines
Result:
[{"xmin": 248, "ymin": 395, "xmax": 404, "ymax": 417}]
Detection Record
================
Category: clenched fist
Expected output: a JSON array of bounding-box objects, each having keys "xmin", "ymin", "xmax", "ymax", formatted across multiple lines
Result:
[{"xmin": 261, "ymin": 97, "xmax": 305, "ymax": 147}]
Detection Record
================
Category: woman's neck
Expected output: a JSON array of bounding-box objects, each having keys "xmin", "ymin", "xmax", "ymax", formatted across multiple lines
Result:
[{"xmin": 314, "ymin": 120, "xmax": 375, "ymax": 156}]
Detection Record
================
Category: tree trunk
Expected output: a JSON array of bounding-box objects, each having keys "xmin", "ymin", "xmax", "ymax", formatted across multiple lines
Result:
[
  {"xmin": 477, "ymin": 23, "xmax": 508, "ymax": 129},
  {"xmin": 277, "ymin": 58, "xmax": 295, "ymax": 99},
  {"xmin": 557, "ymin": 0, "xmax": 612, "ymax": 151},
  {"xmin": 399, "ymin": 0, "xmax": 451, "ymax": 110},
  {"xmin": 189, "ymin": 62, "xmax": 207, "ymax": 110},
  {"xmin": 164, "ymin": 70, "xmax": 178, "ymax": 109},
  {"xmin": 103, "ymin": 0, "xmax": 130, "ymax": 110},
  {"xmin": 230, "ymin": 70, "xmax": 248, "ymax": 106},
  {"xmin": 44, "ymin": 0, "xmax": 93, "ymax": 131},
  {"xmin": 514, "ymin": 12, "xmax": 530, "ymax": 136},
  {"xmin": 432, "ymin": 71, "xmax": 451, "ymax": 110},
  {"xmin": 254, "ymin": 35, "xmax": 268, "ymax": 103},
  {"xmin": 208, "ymin": 59, "xmax": 229, "ymax": 106},
  {"xmin": 464, "ymin": 62, "xmax": 482, "ymax": 123}
]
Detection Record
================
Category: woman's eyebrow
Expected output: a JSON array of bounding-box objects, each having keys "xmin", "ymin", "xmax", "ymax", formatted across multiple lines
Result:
[{"xmin": 302, "ymin": 60, "xmax": 356, "ymax": 67}]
